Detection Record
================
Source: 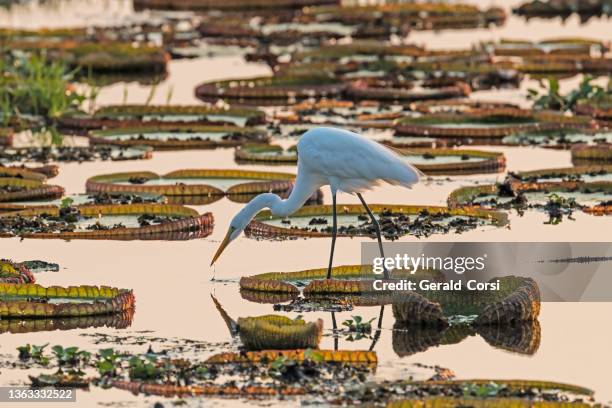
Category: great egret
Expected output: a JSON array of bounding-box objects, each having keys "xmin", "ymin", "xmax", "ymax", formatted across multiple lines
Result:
[{"xmin": 210, "ymin": 126, "xmax": 421, "ymax": 279}]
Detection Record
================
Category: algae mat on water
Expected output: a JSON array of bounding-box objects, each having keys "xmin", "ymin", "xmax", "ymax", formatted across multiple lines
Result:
[{"xmin": 0, "ymin": 204, "xmax": 213, "ymax": 240}]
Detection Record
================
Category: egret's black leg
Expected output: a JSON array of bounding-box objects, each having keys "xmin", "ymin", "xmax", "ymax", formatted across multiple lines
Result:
[
  {"xmin": 327, "ymin": 192, "xmax": 338, "ymax": 279},
  {"xmin": 331, "ymin": 312, "xmax": 339, "ymax": 351},
  {"xmin": 369, "ymin": 306, "xmax": 385, "ymax": 351},
  {"xmin": 357, "ymin": 193, "xmax": 390, "ymax": 279}
]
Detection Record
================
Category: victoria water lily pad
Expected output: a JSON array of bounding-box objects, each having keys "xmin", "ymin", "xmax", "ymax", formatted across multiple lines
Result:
[
  {"xmin": 395, "ymin": 108, "xmax": 593, "ymax": 141},
  {"xmin": 0, "ymin": 178, "xmax": 64, "ymax": 203},
  {"xmin": 237, "ymin": 315, "xmax": 323, "ymax": 351},
  {"xmin": 195, "ymin": 75, "xmax": 345, "ymax": 105},
  {"xmin": 89, "ymin": 125, "xmax": 267, "ymax": 150},
  {"xmin": 133, "ymin": 0, "xmax": 339, "ymax": 11},
  {"xmin": 572, "ymin": 143, "xmax": 612, "ymax": 164},
  {"xmin": 246, "ymin": 204, "xmax": 508, "ymax": 240},
  {"xmin": 86, "ymin": 169, "xmax": 296, "ymax": 204},
  {"xmin": 60, "ymin": 105, "xmax": 264, "ymax": 131},
  {"xmin": 0, "ymin": 283, "xmax": 135, "ymax": 319},
  {"xmin": 0, "ymin": 146, "xmax": 153, "ymax": 163},
  {"xmin": 0, "ymin": 204, "xmax": 213, "ymax": 240}
]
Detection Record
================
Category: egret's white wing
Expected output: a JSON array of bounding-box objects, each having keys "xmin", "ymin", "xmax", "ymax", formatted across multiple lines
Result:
[{"xmin": 297, "ymin": 127, "xmax": 421, "ymax": 193}]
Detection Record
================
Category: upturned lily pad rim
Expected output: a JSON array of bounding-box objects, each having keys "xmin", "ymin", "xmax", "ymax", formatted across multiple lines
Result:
[
  {"xmin": 204, "ymin": 349, "xmax": 378, "ymax": 365},
  {"xmin": 0, "ymin": 167, "xmax": 48, "ymax": 182},
  {"xmin": 0, "ymin": 283, "xmax": 135, "ymax": 318},
  {"xmin": 250, "ymin": 203, "xmax": 508, "ymax": 237},
  {"xmin": 0, "ymin": 204, "xmax": 213, "ymax": 240},
  {"xmin": 0, "ymin": 179, "xmax": 65, "ymax": 203},
  {"xmin": 86, "ymin": 169, "xmax": 296, "ymax": 197},
  {"xmin": 397, "ymin": 109, "xmax": 593, "ymax": 125}
]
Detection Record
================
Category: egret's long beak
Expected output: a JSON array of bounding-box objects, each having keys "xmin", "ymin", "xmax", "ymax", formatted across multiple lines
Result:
[{"xmin": 210, "ymin": 228, "xmax": 234, "ymax": 266}]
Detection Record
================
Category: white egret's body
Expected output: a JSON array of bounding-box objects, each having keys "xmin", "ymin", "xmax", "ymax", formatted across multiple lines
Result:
[{"xmin": 211, "ymin": 126, "xmax": 421, "ymax": 275}]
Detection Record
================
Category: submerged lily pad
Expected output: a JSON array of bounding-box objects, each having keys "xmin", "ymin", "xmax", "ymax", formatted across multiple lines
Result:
[
  {"xmin": 86, "ymin": 169, "xmax": 296, "ymax": 204},
  {"xmin": 246, "ymin": 204, "xmax": 508, "ymax": 240},
  {"xmin": 0, "ymin": 203, "xmax": 213, "ymax": 240},
  {"xmin": 89, "ymin": 125, "xmax": 267, "ymax": 150}
]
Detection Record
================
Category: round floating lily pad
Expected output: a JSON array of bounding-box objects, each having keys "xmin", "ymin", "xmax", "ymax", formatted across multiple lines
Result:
[
  {"xmin": 513, "ymin": 165, "xmax": 612, "ymax": 183},
  {"xmin": 89, "ymin": 125, "xmax": 268, "ymax": 150},
  {"xmin": 395, "ymin": 109, "xmax": 592, "ymax": 140},
  {"xmin": 346, "ymin": 82, "xmax": 470, "ymax": 102},
  {"xmin": 572, "ymin": 143, "xmax": 612, "ymax": 164},
  {"xmin": 195, "ymin": 75, "xmax": 345, "ymax": 105},
  {"xmin": 246, "ymin": 204, "xmax": 508, "ymax": 240},
  {"xmin": 235, "ymin": 145, "xmax": 505, "ymax": 175},
  {"xmin": 0, "ymin": 166, "xmax": 48, "ymax": 181},
  {"xmin": 86, "ymin": 169, "xmax": 296, "ymax": 204},
  {"xmin": 0, "ymin": 283, "xmax": 135, "ymax": 318},
  {"xmin": 0, "ymin": 203, "xmax": 213, "ymax": 240},
  {"xmin": 60, "ymin": 104, "xmax": 265, "ymax": 130},
  {"xmin": 0, "ymin": 145, "xmax": 153, "ymax": 163},
  {"xmin": 0, "ymin": 178, "xmax": 64, "ymax": 203},
  {"xmin": 448, "ymin": 180, "xmax": 612, "ymax": 212}
]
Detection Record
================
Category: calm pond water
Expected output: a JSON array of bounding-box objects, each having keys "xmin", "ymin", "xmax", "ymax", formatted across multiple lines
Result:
[{"xmin": 1, "ymin": 0, "xmax": 611, "ymax": 406}]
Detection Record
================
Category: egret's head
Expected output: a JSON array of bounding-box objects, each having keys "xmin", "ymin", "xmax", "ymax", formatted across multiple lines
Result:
[{"xmin": 210, "ymin": 210, "xmax": 251, "ymax": 266}]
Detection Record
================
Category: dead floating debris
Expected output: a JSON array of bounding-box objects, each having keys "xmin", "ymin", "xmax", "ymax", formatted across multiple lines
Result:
[
  {"xmin": 245, "ymin": 204, "xmax": 507, "ymax": 240},
  {"xmin": 88, "ymin": 125, "xmax": 268, "ymax": 150},
  {"xmin": 0, "ymin": 204, "xmax": 213, "ymax": 240},
  {"xmin": 86, "ymin": 169, "xmax": 300, "ymax": 205}
]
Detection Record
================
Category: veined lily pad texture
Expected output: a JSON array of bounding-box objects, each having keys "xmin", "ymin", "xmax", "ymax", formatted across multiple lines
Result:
[
  {"xmin": 0, "ymin": 204, "xmax": 213, "ymax": 240},
  {"xmin": 0, "ymin": 283, "xmax": 135, "ymax": 318},
  {"xmin": 86, "ymin": 169, "xmax": 297, "ymax": 205},
  {"xmin": 392, "ymin": 276, "xmax": 540, "ymax": 326},
  {"xmin": 89, "ymin": 125, "xmax": 268, "ymax": 150},
  {"xmin": 59, "ymin": 104, "xmax": 265, "ymax": 132},
  {"xmin": 237, "ymin": 315, "xmax": 323, "ymax": 351},
  {"xmin": 0, "ymin": 178, "xmax": 64, "ymax": 203},
  {"xmin": 245, "ymin": 204, "xmax": 508, "ymax": 239}
]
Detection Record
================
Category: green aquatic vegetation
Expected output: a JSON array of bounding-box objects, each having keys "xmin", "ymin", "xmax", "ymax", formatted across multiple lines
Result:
[
  {"xmin": 128, "ymin": 355, "xmax": 162, "ymax": 381},
  {"xmin": 342, "ymin": 315, "xmax": 375, "ymax": 338},
  {"xmin": 96, "ymin": 348, "xmax": 121, "ymax": 377},
  {"xmin": 17, "ymin": 343, "xmax": 50, "ymax": 365},
  {"xmin": 528, "ymin": 75, "xmax": 606, "ymax": 111},
  {"xmin": 0, "ymin": 55, "xmax": 86, "ymax": 119},
  {"xmin": 51, "ymin": 345, "xmax": 92, "ymax": 367}
]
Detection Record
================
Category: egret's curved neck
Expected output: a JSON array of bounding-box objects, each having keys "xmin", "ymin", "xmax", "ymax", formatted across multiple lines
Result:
[{"xmin": 239, "ymin": 174, "xmax": 320, "ymax": 221}]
